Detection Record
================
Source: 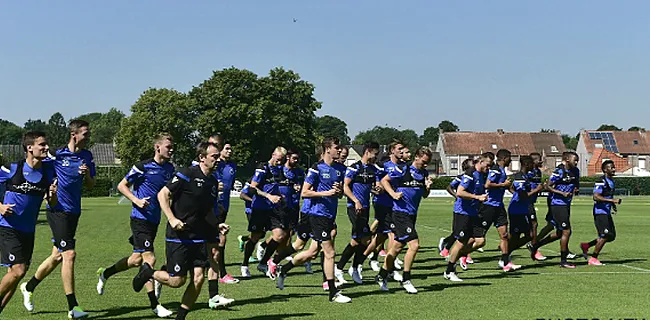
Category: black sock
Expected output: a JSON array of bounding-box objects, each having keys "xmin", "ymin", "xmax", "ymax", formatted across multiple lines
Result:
[
  {"xmin": 176, "ymin": 307, "xmax": 189, "ymax": 320},
  {"xmin": 378, "ymin": 267, "xmax": 389, "ymax": 280},
  {"xmin": 446, "ymin": 262, "xmax": 456, "ymax": 274},
  {"xmin": 66, "ymin": 293, "xmax": 78, "ymax": 311},
  {"xmin": 588, "ymin": 239, "xmax": 598, "ymax": 247},
  {"xmin": 273, "ymin": 246, "xmax": 297, "ymax": 264},
  {"xmin": 218, "ymin": 246, "xmax": 227, "ymax": 277},
  {"xmin": 592, "ymin": 253, "xmax": 599, "ymax": 259},
  {"xmin": 403, "ymin": 271, "xmax": 411, "ymax": 281},
  {"xmin": 160, "ymin": 264, "xmax": 167, "ymax": 271},
  {"xmin": 25, "ymin": 276, "xmax": 41, "ymax": 292},
  {"xmin": 336, "ymin": 244, "xmax": 355, "ymax": 270},
  {"xmin": 445, "ymin": 239, "xmax": 455, "ymax": 250},
  {"xmin": 561, "ymin": 251, "xmax": 568, "ymax": 263},
  {"xmin": 242, "ymin": 240, "xmax": 256, "ymax": 266},
  {"xmin": 535, "ymin": 235, "xmax": 557, "ymax": 249},
  {"xmin": 444, "ymin": 234, "xmax": 455, "ymax": 246},
  {"xmin": 327, "ymin": 279, "xmax": 337, "ymax": 300},
  {"xmin": 261, "ymin": 240, "xmax": 280, "ymax": 264},
  {"xmin": 104, "ymin": 257, "xmax": 128, "ymax": 279},
  {"xmin": 501, "ymin": 254, "xmax": 510, "ymax": 264},
  {"xmin": 261, "ymin": 241, "xmax": 268, "ymax": 249},
  {"xmin": 208, "ymin": 279, "xmax": 219, "ymax": 298},
  {"xmin": 370, "ymin": 248, "xmax": 379, "ymax": 262},
  {"xmin": 352, "ymin": 244, "xmax": 367, "ymax": 268},
  {"xmin": 280, "ymin": 261, "xmax": 295, "ymax": 275},
  {"xmin": 147, "ymin": 290, "xmax": 158, "ymax": 309}
]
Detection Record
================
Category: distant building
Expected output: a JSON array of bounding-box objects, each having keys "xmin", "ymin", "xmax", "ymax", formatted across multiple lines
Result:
[{"xmin": 576, "ymin": 130, "xmax": 650, "ymax": 176}]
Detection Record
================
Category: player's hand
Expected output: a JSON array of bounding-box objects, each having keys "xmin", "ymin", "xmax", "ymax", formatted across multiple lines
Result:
[
  {"xmin": 562, "ymin": 192, "xmax": 571, "ymax": 198},
  {"xmin": 169, "ymin": 218, "xmax": 185, "ymax": 231},
  {"xmin": 503, "ymin": 179, "xmax": 513, "ymax": 188},
  {"xmin": 218, "ymin": 223, "xmax": 231, "ymax": 235},
  {"xmin": 293, "ymin": 184, "xmax": 301, "ymax": 192},
  {"xmin": 49, "ymin": 180, "xmax": 58, "ymax": 194},
  {"xmin": 477, "ymin": 194, "xmax": 488, "ymax": 202},
  {"xmin": 333, "ymin": 182, "xmax": 342, "ymax": 194},
  {"xmin": 79, "ymin": 164, "xmax": 89, "ymax": 176},
  {"xmin": 134, "ymin": 197, "xmax": 150, "ymax": 209},
  {"xmin": 391, "ymin": 192, "xmax": 403, "ymax": 200},
  {"xmin": 354, "ymin": 200, "xmax": 363, "ymax": 213},
  {"xmin": 372, "ymin": 184, "xmax": 383, "ymax": 195},
  {"xmin": 425, "ymin": 177, "xmax": 433, "ymax": 189},
  {"xmin": 218, "ymin": 182, "xmax": 224, "ymax": 191},
  {"xmin": 268, "ymin": 195, "xmax": 281, "ymax": 204},
  {"xmin": 0, "ymin": 204, "xmax": 15, "ymax": 216},
  {"xmin": 616, "ymin": 198, "xmax": 622, "ymax": 205}
]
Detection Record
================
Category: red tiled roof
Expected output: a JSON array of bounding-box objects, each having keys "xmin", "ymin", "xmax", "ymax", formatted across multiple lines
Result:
[
  {"xmin": 581, "ymin": 130, "xmax": 650, "ymax": 154},
  {"xmin": 440, "ymin": 131, "xmax": 565, "ymax": 155}
]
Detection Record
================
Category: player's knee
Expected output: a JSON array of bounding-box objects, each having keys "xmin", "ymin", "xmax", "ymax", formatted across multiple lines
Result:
[
  {"xmin": 62, "ymin": 250, "xmax": 76, "ymax": 261},
  {"xmin": 11, "ymin": 264, "xmax": 28, "ymax": 279},
  {"xmin": 408, "ymin": 241, "xmax": 420, "ymax": 252},
  {"xmin": 193, "ymin": 272, "xmax": 205, "ymax": 286},
  {"xmin": 474, "ymin": 238, "xmax": 485, "ymax": 248},
  {"xmin": 169, "ymin": 276, "xmax": 186, "ymax": 288}
]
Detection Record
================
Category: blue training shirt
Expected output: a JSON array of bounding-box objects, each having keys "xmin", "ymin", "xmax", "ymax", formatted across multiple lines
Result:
[
  {"xmin": 251, "ymin": 162, "xmax": 283, "ymax": 210},
  {"xmin": 306, "ymin": 161, "xmax": 346, "ymax": 219},
  {"xmin": 373, "ymin": 160, "xmax": 402, "ymax": 207},
  {"xmin": 593, "ymin": 176, "xmax": 615, "ymax": 215},
  {"xmin": 548, "ymin": 164, "xmax": 579, "ymax": 206},
  {"xmin": 345, "ymin": 161, "xmax": 379, "ymax": 208},
  {"xmin": 125, "ymin": 159, "xmax": 175, "ymax": 224},
  {"xmin": 485, "ymin": 164, "xmax": 508, "ymax": 207},
  {"xmin": 215, "ymin": 161, "xmax": 237, "ymax": 212},
  {"xmin": 389, "ymin": 164, "xmax": 428, "ymax": 215},
  {"xmin": 453, "ymin": 168, "xmax": 485, "ymax": 216},
  {"xmin": 46, "ymin": 147, "xmax": 96, "ymax": 214},
  {"xmin": 508, "ymin": 172, "xmax": 531, "ymax": 215}
]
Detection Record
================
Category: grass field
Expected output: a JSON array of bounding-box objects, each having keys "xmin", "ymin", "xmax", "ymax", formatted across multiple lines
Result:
[{"xmin": 2, "ymin": 196, "xmax": 650, "ymax": 319}]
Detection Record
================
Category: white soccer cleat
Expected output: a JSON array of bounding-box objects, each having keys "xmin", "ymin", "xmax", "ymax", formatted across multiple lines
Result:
[
  {"xmin": 357, "ymin": 265, "xmax": 363, "ymax": 280},
  {"xmin": 401, "ymin": 280, "xmax": 418, "ymax": 294},
  {"xmin": 334, "ymin": 267, "xmax": 348, "ymax": 284},
  {"xmin": 240, "ymin": 266, "xmax": 251, "ymax": 278},
  {"xmin": 67, "ymin": 306, "xmax": 89, "ymax": 319},
  {"xmin": 498, "ymin": 260, "xmax": 505, "ymax": 268},
  {"xmin": 438, "ymin": 237, "xmax": 446, "ymax": 252},
  {"xmin": 256, "ymin": 243, "xmax": 266, "ymax": 261},
  {"xmin": 370, "ymin": 260, "xmax": 381, "ymax": 272},
  {"xmin": 20, "ymin": 282, "xmax": 34, "ymax": 312},
  {"xmin": 394, "ymin": 258, "xmax": 403, "ymax": 270},
  {"xmin": 391, "ymin": 271, "xmax": 403, "ymax": 282},
  {"xmin": 477, "ymin": 248, "xmax": 485, "ymax": 253},
  {"xmin": 152, "ymin": 304, "xmax": 173, "ymax": 318},
  {"xmin": 208, "ymin": 294, "xmax": 235, "ymax": 309},
  {"xmin": 443, "ymin": 272, "xmax": 463, "ymax": 282},
  {"xmin": 330, "ymin": 292, "xmax": 352, "ymax": 303},
  {"xmin": 154, "ymin": 280, "xmax": 163, "ymax": 300},
  {"xmin": 96, "ymin": 268, "xmax": 106, "ymax": 295}
]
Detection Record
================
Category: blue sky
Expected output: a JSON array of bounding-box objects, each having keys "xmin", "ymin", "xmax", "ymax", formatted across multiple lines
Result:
[{"xmin": 1, "ymin": 1, "xmax": 649, "ymax": 138}]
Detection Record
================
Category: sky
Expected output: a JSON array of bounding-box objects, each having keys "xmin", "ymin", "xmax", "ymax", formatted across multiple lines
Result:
[{"xmin": 2, "ymin": 1, "xmax": 649, "ymax": 138}]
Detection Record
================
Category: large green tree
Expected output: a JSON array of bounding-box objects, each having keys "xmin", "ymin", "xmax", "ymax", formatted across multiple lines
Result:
[
  {"xmin": 0, "ymin": 119, "xmax": 25, "ymax": 144},
  {"xmin": 315, "ymin": 115, "xmax": 350, "ymax": 145},
  {"xmin": 46, "ymin": 112, "xmax": 69, "ymax": 149},
  {"xmin": 438, "ymin": 120, "xmax": 459, "ymax": 133},
  {"xmin": 93, "ymin": 108, "xmax": 125, "ymax": 143},
  {"xmin": 628, "ymin": 126, "xmax": 645, "ymax": 131},
  {"xmin": 115, "ymin": 88, "xmax": 198, "ymax": 167},
  {"xmin": 353, "ymin": 126, "xmax": 418, "ymax": 150},
  {"xmin": 23, "ymin": 119, "xmax": 48, "ymax": 132},
  {"xmin": 597, "ymin": 124, "xmax": 622, "ymax": 131}
]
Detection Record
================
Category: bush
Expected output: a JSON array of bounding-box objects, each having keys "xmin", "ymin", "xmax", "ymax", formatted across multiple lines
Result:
[{"xmin": 82, "ymin": 177, "xmax": 114, "ymax": 197}]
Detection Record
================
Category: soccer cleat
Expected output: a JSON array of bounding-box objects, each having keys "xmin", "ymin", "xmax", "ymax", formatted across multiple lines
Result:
[
  {"xmin": 334, "ymin": 267, "xmax": 348, "ymax": 284},
  {"xmin": 133, "ymin": 263, "xmax": 153, "ymax": 292},
  {"xmin": 477, "ymin": 247, "xmax": 484, "ymax": 253},
  {"xmin": 534, "ymin": 250, "xmax": 547, "ymax": 261},
  {"xmin": 391, "ymin": 271, "xmax": 403, "ymax": 282},
  {"xmin": 248, "ymin": 256, "xmax": 258, "ymax": 263},
  {"xmin": 152, "ymin": 304, "xmax": 173, "ymax": 318},
  {"xmin": 219, "ymin": 274, "xmax": 240, "ymax": 284},
  {"xmin": 440, "ymin": 248, "xmax": 450, "ymax": 258},
  {"xmin": 498, "ymin": 260, "xmax": 505, "ymax": 268},
  {"xmin": 379, "ymin": 250, "xmax": 387, "ymax": 257},
  {"xmin": 208, "ymin": 294, "xmax": 234, "ymax": 309},
  {"xmin": 322, "ymin": 281, "xmax": 343, "ymax": 291},
  {"xmin": 276, "ymin": 273, "xmax": 287, "ymax": 290},
  {"xmin": 237, "ymin": 235, "xmax": 246, "ymax": 252},
  {"xmin": 266, "ymin": 260, "xmax": 278, "ymax": 280},
  {"xmin": 357, "ymin": 265, "xmax": 363, "ymax": 280},
  {"xmin": 20, "ymin": 282, "xmax": 34, "ymax": 312},
  {"xmin": 443, "ymin": 272, "xmax": 463, "ymax": 282},
  {"xmin": 256, "ymin": 263, "xmax": 268, "ymax": 275},
  {"xmin": 240, "ymin": 266, "xmax": 251, "ymax": 278},
  {"xmin": 459, "ymin": 256, "xmax": 468, "ymax": 271},
  {"xmin": 330, "ymin": 291, "xmax": 352, "ymax": 303},
  {"xmin": 465, "ymin": 254, "xmax": 474, "ymax": 264},
  {"xmin": 304, "ymin": 261, "xmax": 314, "ymax": 274},
  {"xmin": 566, "ymin": 251, "xmax": 578, "ymax": 260},
  {"xmin": 394, "ymin": 259, "xmax": 402, "ymax": 270},
  {"xmin": 67, "ymin": 306, "xmax": 89, "ymax": 319},
  {"xmin": 560, "ymin": 262, "xmax": 576, "ymax": 269},
  {"xmin": 376, "ymin": 275, "xmax": 389, "ymax": 291},
  {"xmin": 285, "ymin": 256, "xmax": 294, "ymax": 262},
  {"xmin": 502, "ymin": 262, "xmax": 522, "ymax": 272},
  {"xmin": 438, "ymin": 237, "xmax": 446, "ymax": 252},
  {"xmin": 401, "ymin": 280, "xmax": 418, "ymax": 294},
  {"xmin": 256, "ymin": 243, "xmax": 266, "ymax": 261},
  {"xmin": 527, "ymin": 243, "xmax": 538, "ymax": 261},
  {"xmin": 154, "ymin": 280, "xmax": 162, "ymax": 300},
  {"xmin": 96, "ymin": 267, "xmax": 106, "ymax": 295},
  {"xmin": 350, "ymin": 267, "xmax": 363, "ymax": 284},
  {"xmin": 580, "ymin": 242, "xmax": 590, "ymax": 259},
  {"xmin": 588, "ymin": 257, "xmax": 604, "ymax": 266},
  {"xmin": 370, "ymin": 260, "xmax": 381, "ymax": 272}
]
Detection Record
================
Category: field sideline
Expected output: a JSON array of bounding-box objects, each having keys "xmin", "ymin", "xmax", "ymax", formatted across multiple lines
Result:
[{"xmin": 2, "ymin": 197, "xmax": 649, "ymax": 319}]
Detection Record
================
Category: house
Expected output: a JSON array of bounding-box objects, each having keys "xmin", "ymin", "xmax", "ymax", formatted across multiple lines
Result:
[
  {"xmin": 576, "ymin": 130, "xmax": 650, "ymax": 176},
  {"xmin": 436, "ymin": 130, "xmax": 566, "ymax": 176},
  {"xmin": 88, "ymin": 143, "xmax": 121, "ymax": 167}
]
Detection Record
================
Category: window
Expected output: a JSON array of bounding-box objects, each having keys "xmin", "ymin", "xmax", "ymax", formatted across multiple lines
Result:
[
  {"xmin": 511, "ymin": 160, "xmax": 520, "ymax": 171},
  {"xmin": 594, "ymin": 143, "xmax": 603, "ymax": 149},
  {"xmin": 450, "ymin": 159, "xmax": 458, "ymax": 170},
  {"xmin": 634, "ymin": 140, "xmax": 639, "ymax": 145},
  {"xmin": 491, "ymin": 144, "xmax": 498, "ymax": 150},
  {"xmin": 550, "ymin": 145, "xmax": 558, "ymax": 153},
  {"xmin": 640, "ymin": 158, "xmax": 646, "ymax": 169}
]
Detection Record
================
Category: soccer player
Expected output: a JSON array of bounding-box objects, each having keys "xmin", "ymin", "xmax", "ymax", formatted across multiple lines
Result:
[
  {"xmin": 482, "ymin": 149, "xmax": 513, "ymax": 268},
  {"xmin": 528, "ymin": 152, "xmax": 580, "ymax": 268},
  {"xmin": 0, "ymin": 131, "xmax": 56, "ymax": 315},
  {"xmin": 132, "ymin": 142, "xmax": 231, "ymax": 320},
  {"xmin": 526, "ymin": 152, "xmax": 547, "ymax": 261},
  {"xmin": 335, "ymin": 141, "xmax": 380, "ymax": 284},
  {"xmin": 276, "ymin": 137, "xmax": 351, "ymax": 304},
  {"xmin": 337, "ymin": 146, "xmax": 349, "ymax": 165},
  {"xmin": 443, "ymin": 153, "xmax": 492, "ymax": 282},
  {"xmin": 21, "ymin": 120, "xmax": 96, "ymax": 319},
  {"xmin": 439, "ymin": 159, "xmax": 474, "ymax": 258},
  {"xmin": 95, "ymin": 133, "xmax": 174, "ymax": 317},
  {"xmin": 580, "ymin": 160, "xmax": 621, "ymax": 266},
  {"xmin": 240, "ymin": 147, "xmax": 285, "ymax": 278},
  {"xmin": 375, "ymin": 147, "xmax": 433, "ymax": 294}
]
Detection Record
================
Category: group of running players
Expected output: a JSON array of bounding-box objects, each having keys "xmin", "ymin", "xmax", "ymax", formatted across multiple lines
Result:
[{"xmin": 0, "ymin": 121, "xmax": 622, "ymax": 319}]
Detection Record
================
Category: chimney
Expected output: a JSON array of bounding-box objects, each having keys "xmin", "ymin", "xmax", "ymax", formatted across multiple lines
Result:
[{"xmin": 497, "ymin": 129, "xmax": 505, "ymax": 134}]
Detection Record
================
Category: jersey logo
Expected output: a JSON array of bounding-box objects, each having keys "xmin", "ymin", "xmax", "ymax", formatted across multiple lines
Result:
[
  {"xmin": 144, "ymin": 240, "xmax": 151, "ymax": 248},
  {"xmin": 8, "ymin": 253, "xmax": 15, "ymax": 262},
  {"xmin": 62, "ymin": 159, "xmax": 70, "ymax": 167},
  {"xmin": 60, "ymin": 240, "xmax": 67, "ymax": 248},
  {"xmin": 322, "ymin": 172, "xmax": 331, "ymax": 179},
  {"xmin": 174, "ymin": 264, "xmax": 181, "ymax": 272},
  {"xmin": 459, "ymin": 231, "xmax": 465, "ymax": 237},
  {"xmin": 604, "ymin": 229, "xmax": 609, "ymax": 234},
  {"xmin": 321, "ymin": 231, "xmax": 327, "ymax": 237},
  {"xmin": 406, "ymin": 227, "xmax": 412, "ymax": 233},
  {"xmin": 171, "ymin": 177, "xmax": 179, "ymax": 184}
]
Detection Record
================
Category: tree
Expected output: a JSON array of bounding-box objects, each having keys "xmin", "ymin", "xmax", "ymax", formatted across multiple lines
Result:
[
  {"xmin": 628, "ymin": 126, "xmax": 645, "ymax": 131},
  {"xmin": 419, "ymin": 126, "xmax": 439, "ymax": 147},
  {"xmin": 315, "ymin": 115, "xmax": 350, "ymax": 145},
  {"xmin": 438, "ymin": 120, "xmax": 459, "ymax": 133},
  {"xmin": 0, "ymin": 119, "xmax": 25, "ymax": 144},
  {"xmin": 190, "ymin": 67, "xmax": 321, "ymax": 170},
  {"xmin": 46, "ymin": 112, "xmax": 69, "ymax": 149},
  {"xmin": 23, "ymin": 119, "xmax": 48, "ymax": 132},
  {"xmin": 562, "ymin": 134, "xmax": 578, "ymax": 151},
  {"xmin": 540, "ymin": 128, "xmax": 557, "ymax": 133},
  {"xmin": 115, "ymin": 88, "xmax": 198, "ymax": 167},
  {"xmin": 92, "ymin": 108, "xmax": 125, "ymax": 143},
  {"xmin": 597, "ymin": 124, "xmax": 622, "ymax": 131},
  {"xmin": 75, "ymin": 112, "xmax": 103, "ymax": 125},
  {"xmin": 353, "ymin": 126, "xmax": 418, "ymax": 151}
]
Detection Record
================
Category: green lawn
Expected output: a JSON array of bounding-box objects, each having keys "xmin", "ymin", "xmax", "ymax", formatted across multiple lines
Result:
[{"xmin": 2, "ymin": 197, "xmax": 650, "ymax": 319}]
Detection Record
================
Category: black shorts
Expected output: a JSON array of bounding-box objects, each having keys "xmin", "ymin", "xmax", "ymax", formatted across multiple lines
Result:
[
  {"xmin": 216, "ymin": 210, "xmax": 228, "ymax": 225},
  {"xmin": 248, "ymin": 208, "xmax": 271, "ymax": 232},
  {"xmin": 295, "ymin": 212, "xmax": 312, "ymax": 241},
  {"xmin": 285, "ymin": 207, "xmax": 300, "ymax": 231},
  {"xmin": 527, "ymin": 204, "xmax": 538, "ymax": 222},
  {"xmin": 310, "ymin": 215, "xmax": 335, "ymax": 242},
  {"xmin": 552, "ymin": 206, "xmax": 571, "ymax": 231},
  {"xmin": 0, "ymin": 227, "xmax": 35, "ymax": 267},
  {"xmin": 508, "ymin": 214, "xmax": 530, "ymax": 236},
  {"xmin": 452, "ymin": 213, "xmax": 484, "ymax": 241},
  {"xmin": 165, "ymin": 241, "xmax": 209, "ymax": 277},
  {"xmin": 129, "ymin": 218, "xmax": 158, "ymax": 253},
  {"xmin": 594, "ymin": 214, "xmax": 616, "ymax": 240},
  {"xmin": 479, "ymin": 205, "xmax": 508, "ymax": 232},
  {"xmin": 269, "ymin": 207, "xmax": 288, "ymax": 230},
  {"xmin": 545, "ymin": 197, "xmax": 554, "ymax": 223},
  {"xmin": 347, "ymin": 207, "xmax": 371, "ymax": 239},
  {"xmin": 47, "ymin": 210, "xmax": 80, "ymax": 252},
  {"xmin": 373, "ymin": 204, "xmax": 393, "ymax": 234},
  {"xmin": 391, "ymin": 211, "xmax": 418, "ymax": 243}
]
